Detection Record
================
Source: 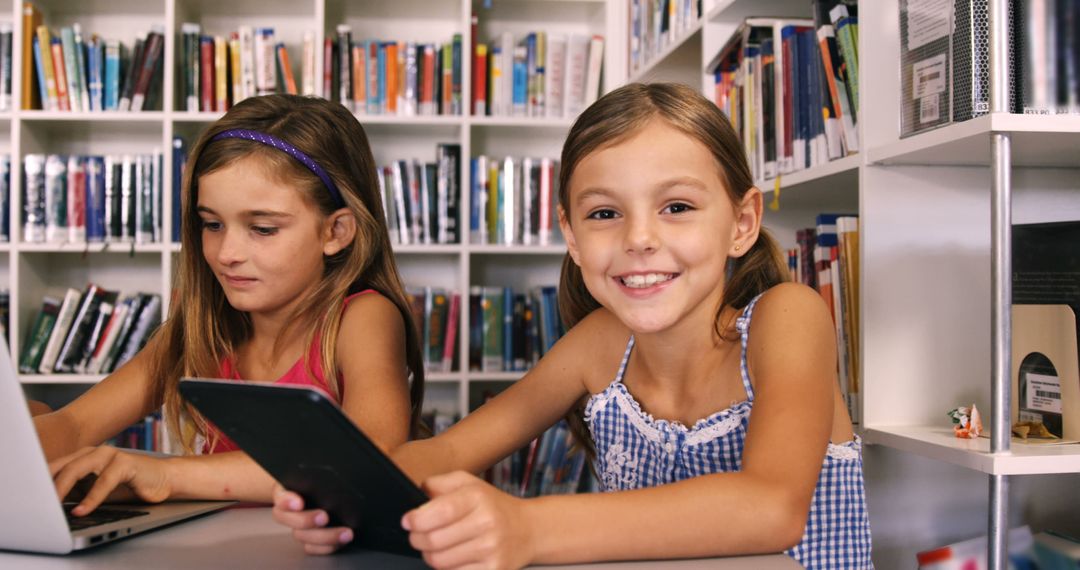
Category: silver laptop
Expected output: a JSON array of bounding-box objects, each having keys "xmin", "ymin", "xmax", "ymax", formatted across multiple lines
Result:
[{"xmin": 0, "ymin": 342, "xmax": 231, "ymax": 554}]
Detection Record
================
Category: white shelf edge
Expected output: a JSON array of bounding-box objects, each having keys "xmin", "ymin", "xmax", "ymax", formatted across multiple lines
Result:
[
  {"xmin": 393, "ymin": 244, "xmax": 464, "ymax": 254},
  {"xmin": 757, "ymin": 153, "xmax": 860, "ymax": 194},
  {"xmin": 467, "ymin": 244, "xmax": 567, "ymax": 255},
  {"xmin": 21, "ymin": 374, "xmax": 103, "ymax": 385},
  {"xmin": 863, "ymin": 425, "xmax": 1080, "ymax": 476},
  {"xmin": 19, "ymin": 111, "xmax": 166, "ymax": 122},
  {"xmin": 425, "ymin": 372, "xmax": 463, "ymax": 383},
  {"xmin": 628, "ymin": 18, "xmax": 704, "ymax": 84},
  {"xmin": 468, "ymin": 371, "xmax": 526, "ymax": 382},
  {"xmin": 468, "ymin": 116, "xmax": 575, "ymax": 129},
  {"xmin": 16, "ymin": 242, "xmax": 167, "ymax": 254},
  {"xmin": 355, "ymin": 114, "xmax": 463, "ymax": 127}
]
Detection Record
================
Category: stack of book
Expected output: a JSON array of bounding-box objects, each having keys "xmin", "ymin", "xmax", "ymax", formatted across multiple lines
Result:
[
  {"xmin": 377, "ymin": 143, "xmax": 461, "ymax": 246},
  {"xmin": 109, "ymin": 412, "xmax": 168, "ymax": 453},
  {"xmin": 468, "ymin": 285, "xmax": 562, "ymax": 374},
  {"xmin": 470, "ymin": 155, "xmax": 560, "ymax": 246},
  {"xmin": 23, "ymin": 153, "xmax": 164, "ymax": 245},
  {"xmin": 486, "ymin": 419, "xmax": 588, "ymax": 497},
  {"xmin": 471, "ymin": 17, "xmax": 604, "ymax": 119},
  {"xmin": 328, "ymin": 27, "xmax": 463, "ymax": 117},
  {"xmin": 406, "ymin": 287, "xmax": 461, "ymax": 373},
  {"xmin": 19, "ymin": 285, "xmax": 162, "ymax": 376},
  {"xmin": 1019, "ymin": 0, "xmax": 1080, "ymax": 115},
  {"xmin": 787, "ymin": 213, "xmax": 859, "ymax": 424},
  {"xmin": 710, "ymin": 0, "xmax": 859, "ymax": 182},
  {"xmin": 628, "ymin": 0, "xmax": 700, "ymax": 75},
  {"xmin": 23, "ymin": 3, "xmax": 164, "ymax": 112},
  {"xmin": 178, "ymin": 24, "xmax": 311, "ymax": 112}
]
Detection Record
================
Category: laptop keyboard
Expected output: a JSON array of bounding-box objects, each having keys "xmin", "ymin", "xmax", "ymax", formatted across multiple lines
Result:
[{"xmin": 65, "ymin": 505, "xmax": 150, "ymax": 531}]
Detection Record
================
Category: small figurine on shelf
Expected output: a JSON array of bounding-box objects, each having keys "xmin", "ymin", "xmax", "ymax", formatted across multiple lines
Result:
[{"xmin": 948, "ymin": 404, "xmax": 983, "ymax": 439}]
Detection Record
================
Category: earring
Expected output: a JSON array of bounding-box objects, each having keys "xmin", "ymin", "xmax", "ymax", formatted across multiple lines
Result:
[{"xmin": 733, "ymin": 244, "xmax": 741, "ymax": 252}]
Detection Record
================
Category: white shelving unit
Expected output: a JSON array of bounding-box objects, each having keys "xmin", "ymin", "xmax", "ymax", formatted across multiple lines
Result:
[
  {"xmin": 8, "ymin": 0, "xmax": 624, "ymax": 422},
  {"xmin": 638, "ymin": 0, "xmax": 1080, "ymax": 565}
]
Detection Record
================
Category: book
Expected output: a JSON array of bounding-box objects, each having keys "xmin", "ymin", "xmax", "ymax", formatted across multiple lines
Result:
[
  {"xmin": 19, "ymin": 296, "xmax": 60, "ymax": 373},
  {"xmin": 21, "ymin": 2, "xmax": 42, "ymax": 110},
  {"xmin": 53, "ymin": 284, "xmax": 105, "ymax": 373},
  {"xmin": 37, "ymin": 288, "xmax": 82, "ymax": 374}
]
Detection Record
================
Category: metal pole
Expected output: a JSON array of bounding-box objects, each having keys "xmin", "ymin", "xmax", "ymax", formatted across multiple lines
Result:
[{"xmin": 988, "ymin": 0, "xmax": 1012, "ymax": 567}]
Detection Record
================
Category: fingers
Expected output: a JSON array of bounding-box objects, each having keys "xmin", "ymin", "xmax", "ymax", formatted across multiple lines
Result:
[
  {"xmin": 420, "ymin": 534, "xmax": 500, "ymax": 570},
  {"xmin": 71, "ymin": 463, "xmax": 132, "ymax": 516},
  {"xmin": 405, "ymin": 473, "xmax": 483, "ymax": 534},
  {"xmin": 271, "ymin": 487, "xmax": 354, "ymax": 554},
  {"xmin": 292, "ymin": 527, "xmax": 354, "ymax": 554},
  {"xmin": 409, "ymin": 503, "xmax": 492, "ymax": 554},
  {"xmin": 52, "ymin": 447, "xmax": 117, "ymax": 504},
  {"xmin": 49, "ymin": 446, "xmax": 98, "ymax": 478}
]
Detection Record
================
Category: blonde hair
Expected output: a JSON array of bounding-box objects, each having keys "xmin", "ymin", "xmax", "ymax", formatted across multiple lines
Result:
[
  {"xmin": 148, "ymin": 95, "xmax": 425, "ymax": 452},
  {"xmin": 557, "ymin": 83, "xmax": 789, "ymax": 460}
]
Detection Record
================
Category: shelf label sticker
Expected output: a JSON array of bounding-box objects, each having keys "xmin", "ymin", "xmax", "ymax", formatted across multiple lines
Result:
[
  {"xmin": 1025, "ymin": 372, "xmax": 1062, "ymax": 414},
  {"xmin": 913, "ymin": 55, "xmax": 947, "ymax": 100},
  {"xmin": 906, "ymin": 0, "xmax": 952, "ymax": 51}
]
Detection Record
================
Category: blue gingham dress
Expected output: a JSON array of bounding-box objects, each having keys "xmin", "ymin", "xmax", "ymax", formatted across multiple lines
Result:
[{"xmin": 584, "ymin": 295, "xmax": 873, "ymax": 569}]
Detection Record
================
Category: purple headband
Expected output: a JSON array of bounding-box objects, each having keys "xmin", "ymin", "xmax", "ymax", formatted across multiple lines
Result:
[{"xmin": 210, "ymin": 129, "xmax": 345, "ymax": 208}]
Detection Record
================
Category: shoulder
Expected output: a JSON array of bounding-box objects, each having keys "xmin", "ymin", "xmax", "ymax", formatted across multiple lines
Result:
[
  {"xmin": 747, "ymin": 283, "xmax": 833, "ymax": 337},
  {"xmin": 744, "ymin": 283, "xmax": 836, "ymax": 373},
  {"xmin": 337, "ymin": 292, "xmax": 405, "ymax": 346},
  {"xmin": 555, "ymin": 307, "xmax": 632, "ymax": 392}
]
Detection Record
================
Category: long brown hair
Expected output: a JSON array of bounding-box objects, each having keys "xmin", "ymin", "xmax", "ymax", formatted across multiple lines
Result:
[
  {"xmin": 149, "ymin": 94, "xmax": 425, "ymax": 451},
  {"xmin": 558, "ymin": 83, "xmax": 788, "ymax": 460}
]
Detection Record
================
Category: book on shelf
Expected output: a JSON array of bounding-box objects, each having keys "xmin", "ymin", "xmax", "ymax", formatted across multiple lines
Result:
[
  {"xmin": 1019, "ymin": 0, "xmax": 1080, "ymax": 115},
  {"xmin": 21, "ymin": 289, "xmax": 162, "ymax": 376},
  {"xmin": 916, "ymin": 525, "xmax": 1036, "ymax": 570},
  {"xmin": 372, "ymin": 143, "xmax": 462, "ymax": 246},
  {"xmin": 485, "ymin": 418, "xmax": 589, "ymax": 498},
  {"xmin": 470, "ymin": 155, "xmax": 561, "ymax": 246},
  {"xmin": 23, "ymin": 152, "xmax": 164, "ymax": 245},
  {"xmin": 23, "ymin": 4, "xmax": 164, "ymax": 112},
  {"xmin": 709, "ymin": 8, "xmax": 859, "ymax": 183},
  {"xmin": 1033, "ymin": 531, "xmax": 1080, "ymax": 569},
  {"xmin": 0, "ymin": 154, "xmax": 10, "ymax": 242},
  {"xmin": 108, "ymin": 412, "xmax": 169, "ymax": 453},
  {"xmin": 470, "ymin": 285, "xmax": 563, "ymax": 373},
  {"xmin": 787, "ymin": 213, "xmax": 859, "ymax": 424},
  {"xmin": 406, "ymin": 287, "xmax": 461, "ymax": 373},
  {"xmin": 471, "ymin": 17, "xmax": 604, "ymax": 120},
  {"xmin": 628, "ymin": 0, "xmax": 701, "ymax": 76}
]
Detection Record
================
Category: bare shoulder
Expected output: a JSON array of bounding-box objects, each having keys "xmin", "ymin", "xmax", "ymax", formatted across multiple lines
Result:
[
  {"xmin": 336, "ymin": 292, "xmax": 405, "ymax": 350},
  {"xmin": 748, "ymin": 283, "xmax": 833, "ymax": 340},
  {"xmin": 557, "ymin": 307, "xmax": 632, "ymax": 393}
]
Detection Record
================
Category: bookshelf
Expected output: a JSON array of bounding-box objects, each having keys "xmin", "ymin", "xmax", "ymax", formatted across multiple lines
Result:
[
  {"xmin": 634, "ymin": 0, "xmax": 1080, "ymax": 565},
  {"xmin": 9, "ymin": 0, "xmax": 623, "ymax": 425}
]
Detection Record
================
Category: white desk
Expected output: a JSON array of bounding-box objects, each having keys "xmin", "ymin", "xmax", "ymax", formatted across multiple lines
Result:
[{"xmin": 0, "ymin": 507, "xmax": 801, "ymax": 569}]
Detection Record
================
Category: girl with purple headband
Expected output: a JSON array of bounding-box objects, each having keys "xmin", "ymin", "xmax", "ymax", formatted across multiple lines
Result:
[{"xmin": 35, "ymin": 94, "xmax": 425, "ymax": 516}]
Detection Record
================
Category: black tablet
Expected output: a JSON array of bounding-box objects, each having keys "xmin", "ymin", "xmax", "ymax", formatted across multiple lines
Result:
[{"xmin": 178, "ymin": 379, "xmax": 427, "ymax": 557}]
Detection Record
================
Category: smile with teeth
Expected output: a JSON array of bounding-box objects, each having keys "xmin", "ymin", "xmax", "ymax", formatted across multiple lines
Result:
[{"xmin": 619, "ymin": 273, "xmax": 676, "ymax": 288}]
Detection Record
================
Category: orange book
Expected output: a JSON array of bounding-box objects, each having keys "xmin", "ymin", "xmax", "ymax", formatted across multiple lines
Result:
[
  {"xmin": 385, "ymin": 42, "xmax": 398, "ymax": 114},
  {"xmin": 48, "ymin": 36, "xmax": 69, "ymax": 111},
  {"xmin": 421, "ymin": 45, "xmax": 435, "ymax": 114},
  {"xmin": 277, "ymin": 44, "xmax": 297, "ymax": 95},
  {"xmin": 21, "ymin": 2, "xmax": 42, "ymax": 109},
  {"xmin": 351, "ymin": 44, "xmax": 364, "ymax": 111}
]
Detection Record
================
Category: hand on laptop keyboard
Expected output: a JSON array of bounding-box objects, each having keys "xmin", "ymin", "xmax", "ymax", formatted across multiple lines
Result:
[{"xmin": 50, "ymin": 446, "xmax": 173, "ymax": 517}]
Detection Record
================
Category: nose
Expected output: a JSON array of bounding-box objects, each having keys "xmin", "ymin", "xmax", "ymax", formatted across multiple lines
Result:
[
  {"xmin": 213, "ymin": 228, "xmax": 246, "ymax": 266},
  {"xmin": 624, "ymin": 212, "xmax": 659, "ymax": 254}
]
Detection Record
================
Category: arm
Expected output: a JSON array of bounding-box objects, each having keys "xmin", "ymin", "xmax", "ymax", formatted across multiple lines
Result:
[
  {"xmin": 56, "ymin": 295, "xmax": 416, "ymax": 514},
  {"xmin": 274, "ymin": 306, "xmax": 610, "ymax": 554},
  {"xmin": 34, "ymin": 335, "xmax": 161, "ymax": 460},
  {"xmin": 407, "ymin": 284, "xmax": 837, "ymax": 567}
]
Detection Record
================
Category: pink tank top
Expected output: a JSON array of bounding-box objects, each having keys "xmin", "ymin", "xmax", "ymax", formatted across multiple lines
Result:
[{"xmin": 202, "ymin": 290, "xmax": 376, "ymax": 454}]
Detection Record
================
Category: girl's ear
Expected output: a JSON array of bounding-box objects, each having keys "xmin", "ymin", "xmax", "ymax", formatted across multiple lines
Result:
[
  {"xmin": 323, "ymin": 209, "xmax": 357, "ymax": 256},
  {"xmin": 558, "ymin": 205, "xmax": 582, "ymax": 266},
  {"xmin": 730, "ymin": 187, "xmax": 763, "ymax": 258}
]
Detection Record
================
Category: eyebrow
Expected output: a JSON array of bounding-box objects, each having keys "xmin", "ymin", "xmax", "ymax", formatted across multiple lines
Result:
[
  {"xmin": 196, "ymin": 205, "xmax": 294, "ymax": 218},
  {"xmin": 574, "ymin": 177, "xmax": 708, "ymax": 205}
]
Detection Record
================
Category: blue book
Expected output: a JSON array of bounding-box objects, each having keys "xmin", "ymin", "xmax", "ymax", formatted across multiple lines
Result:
[
  {"xmin": 0, "ymin": 156, "xmax": 9, "ymax": 242},
  {"xmin": 512, "ymin": 46, "xmax": 526, "ymax": 114},
  {"xmin": 469, "ymin": 158, "xmax": 480, "ymax": 241},
  {"xmin": 32, "ymin": 36, "xmax": 48, "ymax": 110},
  {"xmin": 86, "ymin": 39, "xmax": 102, "ymax": 111},
  {"xmin": 172, "ymin": 137, "xmax": 186, "ymax": 242},
  {"xmin": 502, "ymin": 286, "xmax": 513, "ymax": 369},
  {"xmin": 103, "ymin": 40, "xmax": 120, "ymax": 111},
  {"xmin": 377, "ymin": 42, "xmax": 387, "ymax": 114},
  {"xmin": 85, "ymin": 156, "xmax": 106, "ymax": 242}
]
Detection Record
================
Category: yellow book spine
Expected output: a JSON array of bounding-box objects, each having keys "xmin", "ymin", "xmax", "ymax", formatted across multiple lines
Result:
[
  {"xmin": 214, "ymin": 35, "xmax": 227, "ymax": 111},
  {"xmin": 35, "ymin": 25, "xmax": 57, "ymax": 111}
]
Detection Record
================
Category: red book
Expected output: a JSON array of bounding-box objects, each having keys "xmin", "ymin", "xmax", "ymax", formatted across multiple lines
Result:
[
  {"xmin": 421, "ymin": 46, "xmax": 435, "ymax": 112},
  {"xmin": 199, "ymin": 36, "xmax": 214, "ymax": 112},
  {"xmin": 277, "ymin": 44, "xmax": 297, "ymax": 95},
  {"xmin": 130, "ymin": 30, "xmax": 164, "ymax": 111},
  {"xmin": 385, "ymin": 42, "xmax": 398, "ymax": 114},
  {"xmin": 322, "ymin": 37, "xmax": 332, "ymax": 100},
  {"xmin": 441, "ymin": 292, "xmax": 460, "ymax": 372},
  {"xmin": 473, "ymin": 44, "xmax": 487, "ymax": 116},
  {"xmin": 50, "ymin": 39, "xmax": 69, "ymax": 111}
]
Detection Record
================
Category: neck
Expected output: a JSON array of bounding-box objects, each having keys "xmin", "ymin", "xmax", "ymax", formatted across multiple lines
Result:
[{"xmin": 629, "ymin": 300, "xmax": 740, "ymax": 394}]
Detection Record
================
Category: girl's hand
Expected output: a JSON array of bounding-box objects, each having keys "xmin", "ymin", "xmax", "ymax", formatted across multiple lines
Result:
[
  {"xmin": 271, "ymin": 484, "xmax": 354, "ymax": 555},
  {"xmin": 403, "ymin": 471, "xmax": 535, "ymax": 570},
  {"xmin": 50, "ymin": 446, "xmax": 173, "ymax": 516}
]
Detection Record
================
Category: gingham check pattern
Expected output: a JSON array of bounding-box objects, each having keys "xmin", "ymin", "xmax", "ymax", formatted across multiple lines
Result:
[{"xmin": 584, "ymin": 294, "xmax": 873, "ymax": 569}]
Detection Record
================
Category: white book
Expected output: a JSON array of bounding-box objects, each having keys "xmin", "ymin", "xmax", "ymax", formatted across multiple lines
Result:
[
  {"xmin": 254, "ymin": 28, "xmax": 277, "ymax": 96},
  {"xmin": 538, "ymin": 158, "xmax": 553, "ymax": 245},
  {"xmin": 238, "ymin": 26, "xmax": 256, "ymax": 101},
  {"xmin": 476, "ymin": 155, "xmax": 488, "ymax": 245},
  {"xmin": 391, "ymin": 161, "xmax": 410, "ymax": 245},
  {"xmin": 38, "ymin": 288, "xmax": 81, "ymax": 374},
  {"xmin": 583, "ymin": 35, "xmax": 604, "ymax": 108},
  {"xmin": 544, "ymin": 35, "xmax": 567, "ymax": 119},
  {"xmin": 501, "ymin": 157, "xmax": 516, "ymax": 245},
  {"xmin": 521, "ymin": 157, "xmax": 534, "ymax": 245},
  {"xmin": 87, "ymin": 297, "xmax": 130, "ymax": 373},
  {"xmin": 499, "ymin": 32, "xmax": 514, "ymax": 116},
  {"xmin": 564, "ymin": 35, "xmax": 589, "ymax": 117},
  {"xmin": 301, "ymin": 31, "xmax": 316, "ymax": 96},
  {"xmin": 44, "ymin": 154, "xmax": 66, "ymax": 244}
]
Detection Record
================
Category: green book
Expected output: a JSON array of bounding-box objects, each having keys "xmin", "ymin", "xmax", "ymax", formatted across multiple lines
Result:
[
  {"xmin": 19, "ymin": 297, "xmax": 60, "ymax": 373},
  {"xmin": 481, "ymin": 287, "xmax": 504, "ymax": 372}
]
